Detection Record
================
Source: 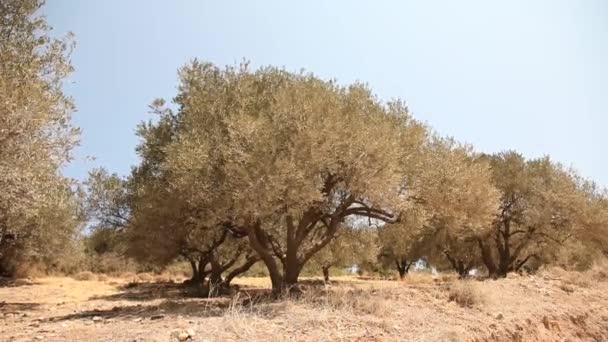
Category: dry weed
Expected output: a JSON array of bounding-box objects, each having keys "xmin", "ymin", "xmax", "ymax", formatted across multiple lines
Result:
[
  {"xmin": 300, "ymin": 287, "xmax": 394, "ymax": 317},
  {"xmin": 118, "ymin": 272, "xmax": 138, "ymax": 282},
  {"xmin": 439, "ymin": 273, "xmax": 457, "ymax": 283},
  {"xmin": 402, "ymin": 272, "xmax": 435, "ymax": 285},
  {"xmin": 72, "ymin": 271, "xmax": 96, "ymax": 281},
  {"xmin": 447, "ymin": 281, "xmax": 483, "ymax": 308},
  {"xmin": 137, "ymin": 272, "xmax": 154, "ymax": 282},
  {"xmin": 590, "ymin": 259, "xmax": 608, "ymax": 281}
]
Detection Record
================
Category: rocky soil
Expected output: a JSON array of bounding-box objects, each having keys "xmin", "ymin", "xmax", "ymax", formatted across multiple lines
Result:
[{"xmin": 1, "ymin": 270, "xmax": 607, "ymax": 341}]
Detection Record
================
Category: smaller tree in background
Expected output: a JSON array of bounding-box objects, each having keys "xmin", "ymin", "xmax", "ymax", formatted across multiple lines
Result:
[
  {"xmin": 378, "ymin": 138, "xmax": 500, "ymax": 279},
  {"xmin": 378, "ymin": 206, "xmax": 428, "ymax": 279},
  {"xmin": 309, "ymin": 225, "xmax": 377, "ymax": 282},
  {"xmin": 475, "ymin": 152, "xmax": 601, "ymax": 278}
]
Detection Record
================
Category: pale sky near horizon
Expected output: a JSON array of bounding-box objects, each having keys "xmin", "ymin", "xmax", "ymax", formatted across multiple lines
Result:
[{"xmin": 44, "ymin": 1, "xmax": 608, "ymax": 186}]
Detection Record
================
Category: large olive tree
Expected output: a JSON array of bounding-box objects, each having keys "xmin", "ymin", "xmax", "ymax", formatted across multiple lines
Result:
[
  {"xmin": 0, "ymin": 0, "xmax": 81, "ymax": 274},
  {"xmin": 164, "ymin": 61, "xmax": 429, "ymax": 293}
]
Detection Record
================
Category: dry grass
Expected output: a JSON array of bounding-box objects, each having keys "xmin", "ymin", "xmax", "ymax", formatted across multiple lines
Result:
[
  {"xmin": 300, "ymin": 287, "xmax": 395, "ymax": 317},
  {"xmin": 72, "ymin": 271, "xmax": 96, "ymax": 281},
  {"xmin": 447, "ymin": 280, "xmax": 483, "ymax": 308},
  {"xmin": 590, "ymin": 259, "xmax": 608, "ymax": 281},
  {"xmin": 137, "ymin": 272, "xmax": 155, "ymax": 282},
  {"xmin": 118, "ymin": 271, "xmax": 138, "ymax": 282},
  {"xmin": 400, "ymin": 271, "xmax": 436, "ymax": 285},
  {"xmin": 3, "ymin": 273, "xmax": 608, "ymax": 341}
]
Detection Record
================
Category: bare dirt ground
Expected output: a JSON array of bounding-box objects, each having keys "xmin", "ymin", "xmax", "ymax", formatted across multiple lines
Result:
[{"xmin": 1, "ymin": 270, "xmax": 608, "ymax": 341}]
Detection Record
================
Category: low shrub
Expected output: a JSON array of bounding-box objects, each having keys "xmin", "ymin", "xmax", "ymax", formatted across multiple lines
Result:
[
  {"xmin": 137, "ymin": 272, "xmax": 154, "ymax": 282},
  {"xmin": 72, "ymin": 271, "xmax": 96, "ymax": 281},
  {"xmin": 447, "ymin": 281, "xmax": 483, "ymax": 308}
]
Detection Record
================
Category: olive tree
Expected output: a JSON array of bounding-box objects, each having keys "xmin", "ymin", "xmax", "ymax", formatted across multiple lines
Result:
[
  {"xmin": 0, "ymin": 0, "xmax": 81, "ymax": 274},
  {"xmin": 85, "ymin": 102, "xmax": 259, "ymax": 294},
  {"xmin": 164, "ymin": 61, "xmax": 429, "ymax": 293},
  {"xmin": 378, "ymin": 139, "xmax": 500, "ymax": 278},
  {"xmin": 309, "ymin": 225, "xmax": 377, "ymax": 282},
  {"xmin": 476, "ymin": 152, "xmax": 600, "ymax": 277}
]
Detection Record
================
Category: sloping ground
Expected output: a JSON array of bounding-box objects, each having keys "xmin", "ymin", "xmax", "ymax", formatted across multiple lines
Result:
[{"xmin": 1, "ymin": 270, "xmax": 607, "ymax": 341}]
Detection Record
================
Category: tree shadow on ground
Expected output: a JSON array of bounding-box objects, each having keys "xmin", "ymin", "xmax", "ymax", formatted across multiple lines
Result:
[
  {"xmin": 91, "ymin": 281, "xmax": 186, "ymax": 301},
  {"xmin": 0, "ymin": 301, "xmax": 40, "ymax": 314},
  {"xmin": 91, "ymin": 281, "xmax": 272, "ymax": 302},
  {"xmin": 51, "ymin": 291, "xmax": 287, "ymax": 322},
  {"xmin": 48, "ymin": 278, "xmax": 377, "ymax": 323},
  {"xmin": 298, "ymin": 278, "xmax": 365, "ymax": 287}
]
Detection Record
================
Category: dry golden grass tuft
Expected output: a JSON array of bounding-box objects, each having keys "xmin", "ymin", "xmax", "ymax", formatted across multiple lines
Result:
[
  {"xmin": 447, "ymin": 280, "xmax": 484, "ymax": 308},
  {"xmin": 306, "ymin": 287, "xmax": 394, "ymax": 317},
  {"xmin": 589, "ymin": 259, "xmax": 608, "ymax": 281},
  {"xmin": 137, "ymin": 272, "xmax": 154, "ymax": 282},
  {"xmin": 72, "ymin": 271, "xmax": 96, "ymax": 281},
  {"xmin": 400, "ymin": 272, "xmax": 436, "ymax": 285},
  {"xmin": 542, "ymin": 265, "xmax": 600, "ymax": 289},
  {"xmin": 154, "ymin": 274, "xmax": 172, "ymax": 283},
  {"xmin": 438, "ymin": 272, "xmax": 457, "ymax": 283},
  {"xmin": 118, "ymin": 272, "xmax": 138, "ymax": 282},
  {"xmin": 13, "ymin": 262, "xmax": 48, "ymax": 278}
]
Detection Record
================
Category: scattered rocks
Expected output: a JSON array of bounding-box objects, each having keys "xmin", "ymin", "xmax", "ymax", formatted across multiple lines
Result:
[
  {"xmin": 150, "ymin": 314, "xmax": 165, "ymax": 320},
  {"xmin": 92, "ymin": 316, "xmax": 103, "ymax": 323},
  {"xmin": 495, "ymin": 312, "xmax": 504, "ymax": 320}
]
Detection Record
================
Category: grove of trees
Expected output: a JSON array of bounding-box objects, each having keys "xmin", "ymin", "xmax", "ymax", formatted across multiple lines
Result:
[{"xmin": 2, "ymin": 0, "xmax": 607, "ymax": 298}]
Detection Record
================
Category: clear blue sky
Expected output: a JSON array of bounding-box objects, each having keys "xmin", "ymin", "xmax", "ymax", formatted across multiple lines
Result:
[{"xmin": 44, "ymin": 1, "xmax": 608, "ymax": 186}]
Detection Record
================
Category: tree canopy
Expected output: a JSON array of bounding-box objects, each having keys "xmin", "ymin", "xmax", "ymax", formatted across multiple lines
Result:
[{"xmin": 0, "ymin": 0, "xmax": 81, "ymax": 275}]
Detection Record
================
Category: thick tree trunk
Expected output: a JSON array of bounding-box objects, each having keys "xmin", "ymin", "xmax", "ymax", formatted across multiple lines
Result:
[
  {"xmin": 184, "ymin": 256, "xmax": 206, "ymax": 286},
  {"xmin": 477, "ymin": 239, "xmax": 498, "ymax": 278},
  {"xmin": 188, "ymin": 259, "xmax": 199, "ymax": 282},
  {"xmin": 244, "ymin": 193, "xmax": 368, "ymax": 294},
  {"xmin": 398, "ymin": 268, "xmax": 406, "ymax": 280},
  {"xmin": 395, "ymin": 258, "xmax": 413, "ymax": 280},
  {"xmin": 322, "ymin": 266, "xmax": 330, "ymax": 283},
  {"xmin": 442, "ymin": 250, "xmax": 471, "ymax": 278},
  {"xmin": 207, "ymin": 255, "xmax": 224, "ymax": 296},
  {"xmin": 247, "ymin": 224, "xmax": 285, "ymax": 294},
  {"xmin": 284, "ymin": 260, "xmax": 302, "ymax": 288}
]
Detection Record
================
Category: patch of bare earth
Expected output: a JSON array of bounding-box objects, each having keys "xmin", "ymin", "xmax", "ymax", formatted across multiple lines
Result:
[{"xmin": 1, "ymin": 272, "xmax": 607, "ymax": 341}]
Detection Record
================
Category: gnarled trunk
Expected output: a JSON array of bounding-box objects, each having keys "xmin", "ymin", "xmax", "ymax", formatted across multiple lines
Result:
[
  {"xmin": 222, "ymin": 254, "xmax": 260, "ymax": 288},
  {"xmin": 188, "ymin": 259, "xmax": 200, "ymax": 283},
  {"xmin": 443, "ymin": 250, "xmax": 472, "ymax": 278},
  {"xmin": 477, "ymin": 238, "xmax": 497, "ymax": 277},
  {"xmin": 395, "ymin": 258, "xmax": 413, "ymax": 280},
  {"xmin": 247, "ymin": 223, "xmax": 285, "ymax": 294},
  {"xmin": 322, "ymin": 265, "xmax": 330, "ymax": 283},
  {"xmin": 244, "ymin": 187, "xmax": 395, "ymax": 294}
]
